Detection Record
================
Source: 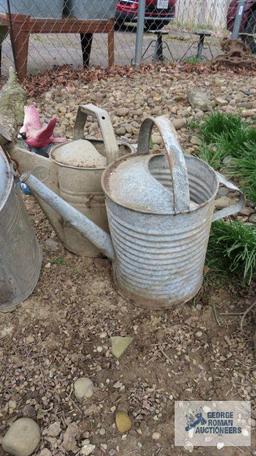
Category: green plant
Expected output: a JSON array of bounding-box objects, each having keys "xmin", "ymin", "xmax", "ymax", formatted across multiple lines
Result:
[
  {"xmin": 197, "ymin": 112, "xmax": 256, "ymax": 202},
  {"xmin": 198, "ymin": 143, "xmax": 226, "ymax": 169},
  {"xmin": 199, "ymin": 112, "xmax": 244, "ymax": 145},
  {"xmin": 184, "ymin": 56, "xmax": 201, "ymax": 65},
  {"xmin": 207, "ymin": 220, "xmax": 256, "ymax": 284},
  {"xmin": 50, "ymin": 257, "xmax": 65, "ymax": 265},
  {"xmin": 226, "ymin": 148, "xmax": 256, "ymax": 203}
]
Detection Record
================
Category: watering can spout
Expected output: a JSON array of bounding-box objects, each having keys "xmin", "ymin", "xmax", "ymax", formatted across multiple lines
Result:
[{"xmin": 21, "ymin": 173, "xmax": 115, "ymax": 261}]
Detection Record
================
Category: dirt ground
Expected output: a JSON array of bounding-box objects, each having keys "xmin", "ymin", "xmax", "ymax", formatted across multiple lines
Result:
[{"xmin": 1, "ymin": 65, "xmax": 256, "ymax": 456}]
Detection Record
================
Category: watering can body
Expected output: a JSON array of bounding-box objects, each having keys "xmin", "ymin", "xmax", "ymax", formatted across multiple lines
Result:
[
  {"xmin": 102, "ymin": 116, "xmax": 244, "ymax": 308},
  {"xmin": 10, "ymin": 104, "xmax": 133, "ymax": 257},
  {"xmin": 22, "ymin": 115, "xmax": 244, "ymax": 310},
  {"xmin": 0, "ymin": 148, "xmax": 42, "ymax": 312}
]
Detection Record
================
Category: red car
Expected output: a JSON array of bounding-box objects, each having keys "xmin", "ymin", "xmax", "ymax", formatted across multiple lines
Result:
[
  {"xmin": 115, "ymin": 0, "xmax": 176, "ymax": 31},
  {"xmin": 227, "ymin": 0, "xmax": 256, "ymax": 52}
]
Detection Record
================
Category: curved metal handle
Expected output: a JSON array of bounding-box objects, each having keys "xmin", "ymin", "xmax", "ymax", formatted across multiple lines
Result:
[
  {"xmin": 212, "ymin": 172, "xmax": 245, "ymax": 221},
  {"xmin": 137, "ymin": 115, "xmax": 190, "ymax": 213},
  {"xmin": 73, "ymin": 103, "xmax": 119, "ymax": 165}
]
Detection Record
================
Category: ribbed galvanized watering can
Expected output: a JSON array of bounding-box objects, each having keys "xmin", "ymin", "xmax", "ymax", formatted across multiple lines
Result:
[
  {"xmin": 10, "ymin": 104, "xmax": 133, "ymax": 257},
  {"xmin": 0, "ymin": 148, "xmax": 42, "ymax": 312},
  {"xmin": 21, "ymin": 115, "xmax": 244, "ymax": 309}
]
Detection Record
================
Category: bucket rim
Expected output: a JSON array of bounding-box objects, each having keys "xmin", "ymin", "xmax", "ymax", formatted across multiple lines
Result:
[{"xmin": 102, "ymin": 152, "xmax": 219, "ymax": 216}]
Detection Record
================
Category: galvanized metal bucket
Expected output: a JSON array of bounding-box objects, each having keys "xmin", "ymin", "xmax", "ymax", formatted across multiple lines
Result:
[
  {"xmin": 10, "ymin": 104, "xmax": 133, "ymax": 257},
  {"xmin": 0, "ymin": 148, "xmax": 42, "ymax": 312},
  {"xmin": 102, "ymin": 116, "xmax": 244, "ymax": 309},
  {"xmin": 0, "ymin": 0, "xmax": 64, "ymax": 18}
]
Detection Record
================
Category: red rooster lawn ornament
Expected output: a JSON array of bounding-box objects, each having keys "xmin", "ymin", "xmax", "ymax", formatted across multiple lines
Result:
[{"xmin": 20, "ymin": 105, "xmax": 66, "ymax": 156}]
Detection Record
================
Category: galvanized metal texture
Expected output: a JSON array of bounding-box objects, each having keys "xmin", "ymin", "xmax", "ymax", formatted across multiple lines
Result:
[
  {"xmin": 0, "ymin": 148, "xmax": 42, "ymax": 312},
  {"xmin": 102, "ymin": 116, "xmax": 244, "ymax": 309},
  {"xmin": 103, "ymin": 116, "xmax": 191, "ymax": 214},
  {"xmin": 137, "ymin": 116, "xmax": 190, "ymax": 213},
  {"xmin": 21, "ymin": 173, "xmax": 115, "ymax": 261},
  {"xmin": 213, "ymin": 172, "xmax": 245, "ymax": 221},
  {"xmin": 10, "ymin": 103, "xmax": 133, "ymax": 257},
  {"xmin": 73, "ymin": 103, "xmax": 119, "ymax": 165}
]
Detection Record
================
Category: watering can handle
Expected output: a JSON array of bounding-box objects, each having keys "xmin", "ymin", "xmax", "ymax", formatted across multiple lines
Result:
[
  {"xmin": 137, "ymin": 115, "xmax": 190, "ymax": 213},
  {"xmin": 73, "ymin": 103, "xmax": 119, "ymax": 164},
  {"xmin": 212, "ymin": 172, "xmax": 245, "ymax": 221}
]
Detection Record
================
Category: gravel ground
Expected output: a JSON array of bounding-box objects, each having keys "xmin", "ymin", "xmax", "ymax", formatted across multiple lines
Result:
[{"xmin": 1, "ymin": 65, "xmax": 256, "ymax": 456}]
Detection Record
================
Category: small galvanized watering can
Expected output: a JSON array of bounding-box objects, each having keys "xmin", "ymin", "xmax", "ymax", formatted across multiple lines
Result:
[
  {"xmin": 0, "ymin": 148, "xmax": 42, "ymax": 312},
  {"xmin": 21, "ymin": 115, "xmax": 244, "ymax": 309},
  {"xmin": 10, "ymin": 104, "xmax": 133, "ymax": 257}
]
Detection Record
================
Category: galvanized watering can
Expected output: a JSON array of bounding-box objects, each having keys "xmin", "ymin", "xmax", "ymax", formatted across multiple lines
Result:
[
  {"xmin": 0, "ymin": 148, "xmax": 42, "ymax": 312},
  {"xmin": 10, "ymin": 104, "xmax": 133, "ymax": 257},
  {"xmin": 21, "ymin": 115, "xmax": 244, "ymax": 309}
]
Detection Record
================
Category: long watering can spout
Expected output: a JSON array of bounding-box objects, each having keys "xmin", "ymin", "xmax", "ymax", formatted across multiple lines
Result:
[{"xmin": 21, "ymin": 173, "xmax": 115, "ymax": 261}]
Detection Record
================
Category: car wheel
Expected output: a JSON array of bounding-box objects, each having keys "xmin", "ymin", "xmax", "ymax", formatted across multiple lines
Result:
[
  {"xmin": 144, "ymin": 20, "xmax": 168, "ymax": 32},
  {"xmin": 244, "ymin": 12, "xmax": 256, "ymax": 53}
]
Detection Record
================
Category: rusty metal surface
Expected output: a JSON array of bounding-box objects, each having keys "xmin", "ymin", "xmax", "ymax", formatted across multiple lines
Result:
[
  {"xmin": 211, "ymin": 38, "xmax": 256, "ymax": 69},
  {"xmin": 0, "ymin": 149, "xmax": 42, "ymax": 312}
]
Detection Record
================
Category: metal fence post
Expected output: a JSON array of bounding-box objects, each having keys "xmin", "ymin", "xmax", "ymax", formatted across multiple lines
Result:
[
  {"xmin": 231, "ymin": 0, "xmax": 246, "ymax": 39},
  {"xmin": 134, "ymin": 0, "xmax": 146, "ymax": 66}
]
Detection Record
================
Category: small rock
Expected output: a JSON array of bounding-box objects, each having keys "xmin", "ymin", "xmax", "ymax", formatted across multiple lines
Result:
[
  {"xmin": 152, "ymin": 432, "xmax": 161, "ymax": 440},
  {"xmin": 116, "ymin": 108, "xmax": 129, "ymax": 117},
  {"xmin": 190, "ymin": 136, "xmax": 201, "ymax": 146},
  {"xmin": 188, "ymin": 90, "xmax": 211, "ymax": 112},
  {"xmin": 215, "ymin": 97, "xmax": 228, "ymax": 106},
  {"xmin": 249, "ymin": 213, "xmax": 256, "ymax": 223},
  {"xmin": 239, "ymin": 207, "xmax": 255, "ymax": 216},
  {"xmin": 2, "ymin": 418, "xmax": 40, "ymax": 456},
  {"xmin": 26, "ymin": 335, "xmax": 34, "ymax": 344},
  {"xmin": 217, "ymin": 186, "xmax": 230, "ymax": 197},
  {"xmin": 113, "ymin": 381, "xmax": 123, "ymax": 389},
  {"xmin": 38, "ymin": 450, "xmax": 51, "ymax": 456},
  {"xmin": 62, "ymin": 423, "xmax": 79, "ymax": 452},
  {"xmin": 215, "ymin": 196, "xmax": 233, "ymax": 209},
  {"xmin": 115, "ymin": 411, "xmax": 132, "ymax": 433},
  {"xmin": 74, "ymin": 377, "xmax": 94, "ymax": 401},
  {"xmin": 115, "ymin": 127, "xmax": 126, "ymax": 136},
  {"xmin": 241, "ymin": 108, "xmax": 256, "ymax": 118},
  {"xmin": 111, "ymin": 336, "xmax": 133, "ymax": 359},
  {"xmin": 172, "ymin": 118, "xmax": 186, "ymax": 130},
  {"xmin": 80, "ymin": 443, "xmax": 96, "ymax": 455},
  {"xmin": 99, "ymin": 428, "xmax": 105, "ymax": 436},
  {"xmin": 152, "ymin": 133, "xmax": 162, "ymax": 145},
  {"xmin": 46, "ymin": 422, "xmax": 61, "ymax": 437},
  {"xmin": 8, "ymin": 400, "xmax": 17, "ymax": 411},
  {"xmin": 44, "ymin": 239, "xmax": 60, "ymax": 252},
  {"xmin": 195, "ymin": 331, "xmax": 203, "ymax": 338},
  {"xmin": 21, "ymin": 405, "xmax": 36, "ymax": 419}
]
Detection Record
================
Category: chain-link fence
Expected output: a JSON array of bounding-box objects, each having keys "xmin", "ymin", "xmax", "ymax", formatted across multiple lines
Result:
[{"xmin": 0, "ymin": 0, "xmax": 254, "ymax": 80}]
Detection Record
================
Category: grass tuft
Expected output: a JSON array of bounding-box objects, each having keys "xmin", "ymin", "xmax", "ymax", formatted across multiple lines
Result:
[
  {"xmin": 200, "ymin": 112, "xmax": 244, "ymax": 145},
  {"xmin": 196, "ymin": 112, "xmax": 256, "ymax": 203},
  {"xmin": 207, "ymin": 221, "xmax": 256, "ymax": 284}
]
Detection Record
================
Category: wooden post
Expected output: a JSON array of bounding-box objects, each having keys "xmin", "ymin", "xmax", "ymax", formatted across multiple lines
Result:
[
  {"xmin": 108, "ymin": 26, "xmax": 114, "ymax": 67},
  {"xmin": 80, "ymin": 33, "xmax": 93, "ymax": 68}
]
